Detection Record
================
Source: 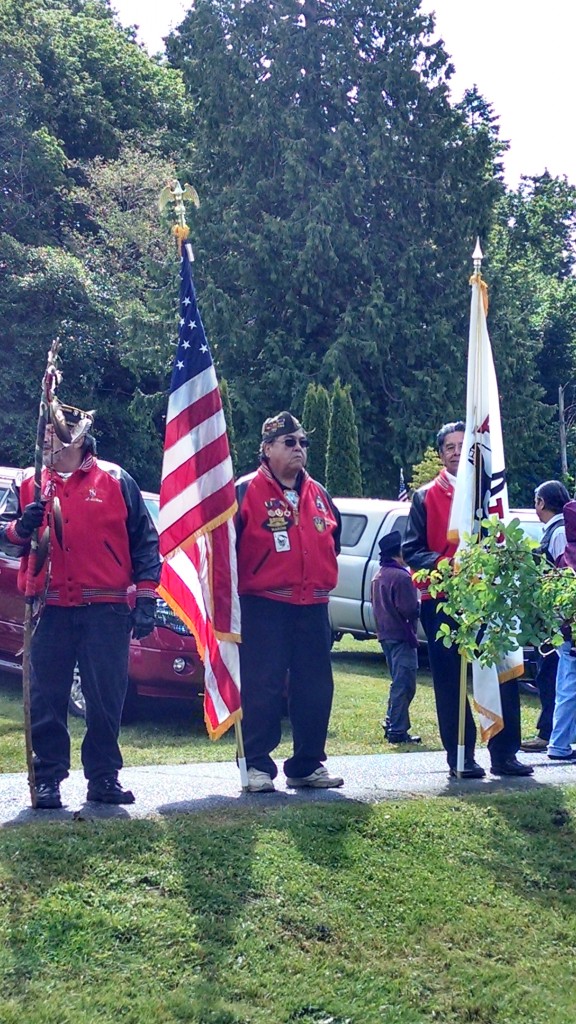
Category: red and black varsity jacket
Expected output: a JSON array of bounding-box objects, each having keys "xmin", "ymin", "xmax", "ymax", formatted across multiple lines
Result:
[
  {"xmin": 235, "ymin": 464, "xmax": 340, "ymax": 605},
  {"xmin": 0, "ymin": 457, "xmax": 160, "ymax": 605},
  {"xmin": 401, "ymin": 469, "xmax": 457, "ymax": 600}
]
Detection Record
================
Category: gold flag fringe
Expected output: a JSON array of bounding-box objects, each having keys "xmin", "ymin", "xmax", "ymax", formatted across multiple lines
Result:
[{"xmin": 173, "ymin": 224, "xmax": 190, "ymax": 254}]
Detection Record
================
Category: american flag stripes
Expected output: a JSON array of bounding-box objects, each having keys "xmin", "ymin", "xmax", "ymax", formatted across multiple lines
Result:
[
  {"xmin": 157, "ymin": 240, "xmax": 241, "ymax": 739},
  {"xmin": 398, "ymin": 468, "xmax": 409, "ymax": 502}
]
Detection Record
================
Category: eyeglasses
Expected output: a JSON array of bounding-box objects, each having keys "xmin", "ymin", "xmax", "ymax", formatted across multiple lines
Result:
[
  {"xmin": 279, "ymin": 436, "xmax": 310, "ymax": 448},
  {"xmin": 443, "ymin": 444, "xmax": 463, "ymax": 455}
]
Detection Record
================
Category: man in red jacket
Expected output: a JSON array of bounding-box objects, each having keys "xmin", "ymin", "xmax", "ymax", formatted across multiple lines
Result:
[
  {"xmin": 236, "ymin": 411, "xmax": 344, "ymax": 793},
  {"xmin": 403, "ymin": 421, "xmax": 532, "ymax": 779},
  {"xmin": 0, "ymin": 405, "xmax": 161, "ymax": 809}
]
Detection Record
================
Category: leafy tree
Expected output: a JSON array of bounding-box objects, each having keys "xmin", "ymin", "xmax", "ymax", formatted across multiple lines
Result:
[
  {"xmin": 326, "ymin": 379, "xmax": 362, "ymax": 497},
  {"xmin": 423, "ymin": 518, "xmax": 576, "ymax": 668},
  {"xmin": 0, "ymin": 0, "xmax": 186, "ymax": 242},
  {"xmin": 0, "ymin": 235, "xmax": 130, "ymax": 466},
  {"xmin": 410, "ymin": 446, "xmax": 443, "ymax": 490},
  {"xmin": 302, "ymin": 382, "xmax": 330, "ymax": 485},
  {"xmin": 485, "ymin": 172, "xmax": 576, "ymax": 501},
  {"xmin": 65, "ymin": 142, "xmax": 181, "ymax": 385},
  {"xmin": 0, "ymin": 0, "xmax": 189, "ymax": 487}
]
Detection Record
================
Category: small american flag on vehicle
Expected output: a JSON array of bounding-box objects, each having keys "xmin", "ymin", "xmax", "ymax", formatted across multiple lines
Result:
[{"xmin": 157, "ymin": 240, "xmax": 241, "ymax": 739}]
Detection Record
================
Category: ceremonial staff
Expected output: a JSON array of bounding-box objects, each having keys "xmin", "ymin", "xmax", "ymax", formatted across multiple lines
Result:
[{"xmin": 22, "ymin": 340, "xmax": 64, "ymax": 805}]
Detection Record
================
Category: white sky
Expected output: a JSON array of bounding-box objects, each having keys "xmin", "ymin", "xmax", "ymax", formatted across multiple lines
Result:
[{"xmin": 112, "ymin": 0, "xmax": 576, "ymax": 187}]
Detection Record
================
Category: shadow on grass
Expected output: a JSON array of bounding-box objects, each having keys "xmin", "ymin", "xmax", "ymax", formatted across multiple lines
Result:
[{"xmin": 439, "ymin": 776, "xmax": 576, "ymax": 914}]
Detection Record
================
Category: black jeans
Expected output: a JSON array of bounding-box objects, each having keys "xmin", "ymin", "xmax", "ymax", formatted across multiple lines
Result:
[
  {"xmin": 239, "ymin": 596, "xmax": 334, "ymax": 779},
  {"xmin": 534, "ymin": 649, "xmax": 558, "ymax": 741},
  {"xmin": 420, "ymin": 600, "xmax": 477, "ymax": 768},
  {"xmin": 420, "ymin": 599, "xmax": 521, "ymax": 767},
  {"xmin": 31, "ymin": 604, "xmax": 131, "ymax": 783}
]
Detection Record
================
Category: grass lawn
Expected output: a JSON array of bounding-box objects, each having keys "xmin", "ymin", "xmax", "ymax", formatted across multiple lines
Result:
[
  {"xmin": 0, "ymin": 636, "xmax": 540, "ymax": 773},
  {"xmin": 0, "ymin": 640, "xmax": 569, "ymax": 1024},
  {"xmin": 2, "ymin": 790, "xmax": 576, "ymax": 1024}
]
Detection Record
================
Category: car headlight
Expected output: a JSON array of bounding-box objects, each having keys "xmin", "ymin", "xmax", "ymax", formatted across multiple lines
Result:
[{"xmin": 154, "ymin": 598, "xmax": 192, "ymax": 636}]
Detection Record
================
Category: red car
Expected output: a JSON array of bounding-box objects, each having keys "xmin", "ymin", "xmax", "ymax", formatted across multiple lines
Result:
[{"xmin": 0, "ymin": 468, "xmax": 204, "ymax": 716}]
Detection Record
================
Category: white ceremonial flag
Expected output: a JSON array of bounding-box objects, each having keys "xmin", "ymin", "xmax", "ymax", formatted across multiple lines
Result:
[{"xmin": 448, "ymin": 249, "xmax": 523, "ymax": 741}]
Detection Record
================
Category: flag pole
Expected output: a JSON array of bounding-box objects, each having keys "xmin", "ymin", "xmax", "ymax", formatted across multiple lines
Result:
[
  {"xmin": 159, "ymin": 180, "xmax": 247, "ymax": 786},
  {"xmin": 456, "ymin": 654, "xmax": 468, "ymax": 776},
  {"xmin": 455, "ymin": 239, "xmax": 485, "ymax": 778},
  {"xmin": 235, "ymin": 720, "xmax": 249, "ymax": 790}
]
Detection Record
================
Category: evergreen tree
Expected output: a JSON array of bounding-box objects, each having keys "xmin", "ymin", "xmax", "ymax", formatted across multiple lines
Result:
[
  {"xmin": 167, "ymin": 0, "xmax": 505, "ymax": 490},
  {"xmin": 314, "ymin": 384, "xmax": 331, "ymax": 487},
  {"xmin": 302, "ymin": 382, "xmax": 330, "ymax": 484},
  {"xmin": 219, "ymin": 378, "xmax": 237, "ymax": 475},
  {"xmin": 302, "ymin": 384, "xmax": 318, "ymax": 429},
  {"xmin": 326, "ymin": 379, "xmax": 362, "ymax": 497},
  {"xmin": 301, "ymin": 383, "xmax": 319, "ymax": 476}
]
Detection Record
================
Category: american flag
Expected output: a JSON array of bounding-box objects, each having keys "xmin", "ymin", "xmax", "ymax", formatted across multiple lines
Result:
[
  {"xmin": 398, "ymin": 468, "xmax": 409, "ymax": 502},
  {"xmin": 157, "ymin": 240, "xmax": 241, "ymax": 739}
]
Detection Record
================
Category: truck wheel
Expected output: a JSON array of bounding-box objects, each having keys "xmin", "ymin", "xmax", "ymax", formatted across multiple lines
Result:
[
  {"xmin": 68, "ymin": 668, "xmax": 139, "ymax": 721},
  {"xmin": 68, "ymin": 665, "xmax": 86, "ymax": 719}
]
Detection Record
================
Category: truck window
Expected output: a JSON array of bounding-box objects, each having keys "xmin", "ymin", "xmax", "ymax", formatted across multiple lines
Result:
[
  {"xmin": 378, "ymin": 512, "xmax": 409, "ymax": 543},
  {"xmin": 340, "ymin": 514, "xmax": 368, "ymax": 548},
  {"xmin": 0, "ymin": 486, "xmax": 10, "ymax": 514}
]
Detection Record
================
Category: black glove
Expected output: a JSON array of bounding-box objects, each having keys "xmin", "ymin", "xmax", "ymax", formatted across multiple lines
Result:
[
  {"xmin": 131, "ymin": 597, "xmax": 156, "ymax": 640},
  {"xmin": 15, "ymin": 501, "xmax": 45, "ymax": 540}
]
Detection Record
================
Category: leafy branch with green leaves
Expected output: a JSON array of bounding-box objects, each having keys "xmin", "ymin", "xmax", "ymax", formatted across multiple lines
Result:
[{"xmin": 417, "ymin": 518, "xmax": 576, "ymax": 667}]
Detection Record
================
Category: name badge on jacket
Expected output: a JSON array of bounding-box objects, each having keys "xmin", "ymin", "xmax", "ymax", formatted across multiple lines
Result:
[{"xmin": 274, "ymin": 531, "xmax": 290, "ymax": 552}]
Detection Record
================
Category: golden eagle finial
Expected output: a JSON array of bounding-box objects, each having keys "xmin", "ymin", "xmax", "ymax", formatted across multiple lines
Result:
[{"xmin": 159, "ymin": 180, "xmax": 201, "ymax": 254}]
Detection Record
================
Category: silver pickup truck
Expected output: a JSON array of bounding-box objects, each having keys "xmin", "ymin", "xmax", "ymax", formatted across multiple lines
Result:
[{"xmin": 329, "ymin": 496, "xmax": 543, "ymax": 645}]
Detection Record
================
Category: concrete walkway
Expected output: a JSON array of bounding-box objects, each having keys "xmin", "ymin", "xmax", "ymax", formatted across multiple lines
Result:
[{"xmin": 1, "ymin": 747, "xmax": 575, "ymax": 827}]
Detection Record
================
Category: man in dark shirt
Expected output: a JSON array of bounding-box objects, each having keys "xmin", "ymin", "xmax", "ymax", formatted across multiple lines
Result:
[
  {"xmin": 403, "ymin": 420, "xmax": 533, "ymax": 779},
  {"xmin": 521, "ymin": 480, "xmax": 570, "ymax": 752}
]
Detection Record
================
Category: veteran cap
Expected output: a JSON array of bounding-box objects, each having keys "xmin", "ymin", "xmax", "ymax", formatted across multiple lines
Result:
[
  {"xmin": 261, "ymin": 411, "xmax": 303, "ymax": 442},
  {"xmin": 49, "ymin": 398, "xmax": 95, "ymax": 446}
]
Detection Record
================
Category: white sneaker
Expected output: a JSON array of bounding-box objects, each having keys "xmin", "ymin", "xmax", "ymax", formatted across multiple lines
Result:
[
  {"xmin": 246, "ymin": 768, "xmax": 275, "ymax": 793},
  {"xmin": 285, "ymin": 766, "xmax": 344, "ymax": 789}
]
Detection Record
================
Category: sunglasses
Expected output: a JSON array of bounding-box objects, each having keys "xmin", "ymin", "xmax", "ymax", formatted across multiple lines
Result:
[{"xmin": 278, "ymin": 436, "xmax": 310, "ymax": 448}]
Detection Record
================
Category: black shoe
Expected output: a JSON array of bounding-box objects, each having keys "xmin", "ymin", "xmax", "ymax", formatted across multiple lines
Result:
[
  {"xmin": 34, "ymin": 780, "xmax": 62, "ymax": 809},
  {"xmin": 548, "ymin": 749, "xmax": 576, "ymax": 761},
  {"xmin": 490, "ymin": 757, "xmax": 534, "ymax": 776},
  {"xmin": 449, "ymin": 760, "xmax": 486, "ymax": 779},
  {"xmin": 87, "ymin": 777, "xmax": 135, "ymax": 804},
  {"xmin": 387, "ymin": 732, "xmax": 422, "ymax": 744}
]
